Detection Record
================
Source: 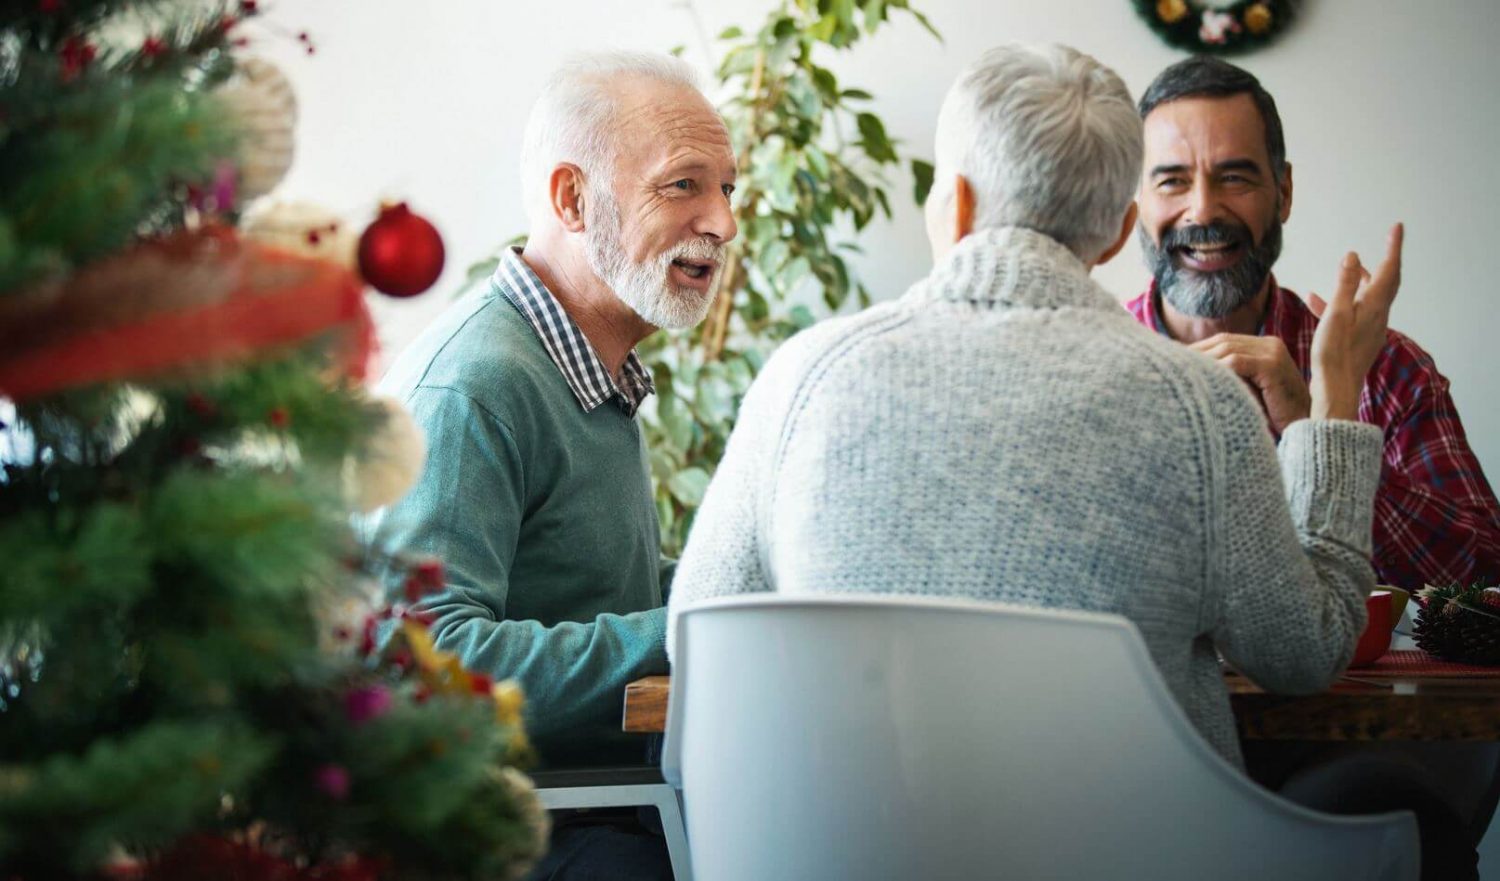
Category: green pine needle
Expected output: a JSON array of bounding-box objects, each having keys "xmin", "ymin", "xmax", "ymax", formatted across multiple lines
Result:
[{"xmin": 0, "ymin": 719, "xmax": 275, "ymax": 871}]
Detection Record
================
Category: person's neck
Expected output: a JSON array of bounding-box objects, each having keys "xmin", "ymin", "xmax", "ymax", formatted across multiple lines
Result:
[
  {"xmin": 1157, "ymin": 276, "xmax": 1274, "ymax": 343},
  {"xmin": 520, "ymin": 240, "xmax": 655, "ymax": 378}
]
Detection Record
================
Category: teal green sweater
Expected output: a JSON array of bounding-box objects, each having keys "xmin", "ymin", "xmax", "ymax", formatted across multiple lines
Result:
[{"xmin": 366, "ymin": 283, "xmax": 667, "ymax": 765}]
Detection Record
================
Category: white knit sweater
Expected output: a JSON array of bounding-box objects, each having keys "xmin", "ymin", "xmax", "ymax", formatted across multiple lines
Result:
[{"xmin": 666, "ymin": 226, "xmax": 1383, "ymax": 766}]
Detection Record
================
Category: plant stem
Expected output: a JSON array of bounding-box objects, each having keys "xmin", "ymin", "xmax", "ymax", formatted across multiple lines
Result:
[{"xmin": 702, "ymin": 44, "xmax": 767, "ymax": 362}]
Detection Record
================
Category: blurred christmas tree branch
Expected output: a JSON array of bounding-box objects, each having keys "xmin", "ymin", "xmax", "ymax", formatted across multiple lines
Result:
[{"xmin": 0, "ymin": 2, "xmax": 549, "ymax": 876}]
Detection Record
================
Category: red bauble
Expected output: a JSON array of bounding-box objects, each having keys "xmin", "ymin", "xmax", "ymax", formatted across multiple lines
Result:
[{"xmin": 357, "ymin": 202, "xmax": 445, "ymax": 298}]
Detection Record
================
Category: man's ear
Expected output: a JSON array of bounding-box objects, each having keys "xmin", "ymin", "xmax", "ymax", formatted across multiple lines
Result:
[
  {"xmin": 1277, "ymin": 161, "xmax": 1293, "ymax": 224},
  {"xmin": 1096, "ymin": 202, "xmax": 1139, "ymax": 266},
  {"xmin": 549, "ymin": 163, "xmax": 587, "ymax": 233},
  {"xmin": 953, "ymin": 174, "xmax": 976, "ymax": 243}
]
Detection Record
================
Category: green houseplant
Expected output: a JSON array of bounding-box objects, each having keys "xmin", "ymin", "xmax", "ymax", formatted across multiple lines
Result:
[{"xmin": 651, "ymin": 0, "xmax": 942, "ymax": 553}]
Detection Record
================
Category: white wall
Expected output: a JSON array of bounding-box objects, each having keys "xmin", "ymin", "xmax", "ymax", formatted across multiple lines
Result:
[{"xmin": 259, "ymin": 0, "xmax": 1500, "ymax": 479}]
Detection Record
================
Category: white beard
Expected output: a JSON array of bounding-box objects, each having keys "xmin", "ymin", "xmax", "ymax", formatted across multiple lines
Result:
[{"xmin": 584, "ymin": 190, "xmax": 725, "ymax": 330}]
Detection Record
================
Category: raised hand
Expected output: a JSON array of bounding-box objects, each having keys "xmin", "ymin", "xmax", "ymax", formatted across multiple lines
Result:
[{"xmin": 1307, "ymin": 223, "xmax": 1404, "ymax": 421}]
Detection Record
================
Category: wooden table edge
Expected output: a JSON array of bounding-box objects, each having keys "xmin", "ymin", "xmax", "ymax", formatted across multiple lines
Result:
[
  {"xmin": 624, "ymin": 673, "xmax": 1500, "ymax": 741},
  {"xmin": 623, "ymin": 675, "xmax": 670, "ymax": 733}
]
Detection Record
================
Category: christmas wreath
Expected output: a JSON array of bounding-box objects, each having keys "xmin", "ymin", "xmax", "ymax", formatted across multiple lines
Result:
[{"xmin": 1134, "ymin": 0, "xmax": 1299, "ymax": 55}]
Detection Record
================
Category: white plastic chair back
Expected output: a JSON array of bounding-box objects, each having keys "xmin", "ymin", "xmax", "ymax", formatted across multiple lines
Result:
[{"xmin": 664, "ymin": 594, "xmax": 1417, "ymax": 881}]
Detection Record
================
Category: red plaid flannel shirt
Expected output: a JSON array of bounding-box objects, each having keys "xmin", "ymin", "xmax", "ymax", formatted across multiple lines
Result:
[{"xmin": 1126, "ymin": 282, "xmax": 1500, "ymax": 591}]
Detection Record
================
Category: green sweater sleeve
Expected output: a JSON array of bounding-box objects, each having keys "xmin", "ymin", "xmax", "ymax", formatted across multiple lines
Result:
[{"xmin": 375, "ymin": 385, "xmax": 667, "ymax": 757}]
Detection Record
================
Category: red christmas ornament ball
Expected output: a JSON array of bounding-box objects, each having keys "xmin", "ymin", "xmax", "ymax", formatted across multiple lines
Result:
[{"xmin": 357, "ymin": 202, "xmax": 445, "ymax": 298}]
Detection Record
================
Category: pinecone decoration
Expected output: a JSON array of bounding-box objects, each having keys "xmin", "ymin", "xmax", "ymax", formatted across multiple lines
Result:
[{"xmin": 1413, "ymin": 583, "xmax": 1500, "ymax": 665}]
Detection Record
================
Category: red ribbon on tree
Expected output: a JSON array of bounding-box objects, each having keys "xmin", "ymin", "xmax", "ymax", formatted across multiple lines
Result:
[{"xmin": 0, "ymin": 228, "xmax": 374, "ymax": 402}]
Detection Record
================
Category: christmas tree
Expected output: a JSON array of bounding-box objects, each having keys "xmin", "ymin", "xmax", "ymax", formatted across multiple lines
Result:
[{"xmin": 0, "ymin": 2, "xmax": 546, "ymax": 877}]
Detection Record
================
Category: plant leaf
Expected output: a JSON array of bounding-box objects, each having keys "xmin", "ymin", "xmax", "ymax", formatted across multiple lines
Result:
[
  {"xmin": 666, "ymin": 468, "xmax": 712, "ymax": 507},
  {"xmin": 911, "ymin": 157, "xmax": 935, "ymax": 206}
]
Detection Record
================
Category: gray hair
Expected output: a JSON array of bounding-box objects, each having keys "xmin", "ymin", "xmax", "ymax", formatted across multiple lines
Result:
[
  {"xmin": 519, "ymin": 51, "xmax": 704, "ymax": 219},
  {"xmin": 933, "ymin": 44, "xmax": 1142, "ymax": 262}
]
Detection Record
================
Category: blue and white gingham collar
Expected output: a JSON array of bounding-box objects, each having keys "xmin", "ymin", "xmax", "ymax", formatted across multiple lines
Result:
[{"xmin": 491, "ymin": 248, "xmax": 655, "ymax": 416}]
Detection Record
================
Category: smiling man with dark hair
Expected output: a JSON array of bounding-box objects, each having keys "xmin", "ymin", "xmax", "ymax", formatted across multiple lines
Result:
[
  {"xmin": 1129, "ymin": 55, "xmax": 1500, "ymax": 881},
  {"xmin": 1128, "ymin": 55, "xmax": 1500, "ymax": 594}
]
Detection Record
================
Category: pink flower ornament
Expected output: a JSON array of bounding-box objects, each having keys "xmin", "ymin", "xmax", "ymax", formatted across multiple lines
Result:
[
  {"xmin": 344, "ymin": 684, "xmax": 394, "ymax": 725},
  {"xmin": 1199, "ymin": 10, "xmax": 1241, "ymax": 44}
]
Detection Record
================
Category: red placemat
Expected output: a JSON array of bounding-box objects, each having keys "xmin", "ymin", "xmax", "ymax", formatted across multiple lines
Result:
[{"xmin": 1354, "ymin": 649, "xmax": 1500, "ymax": 677}]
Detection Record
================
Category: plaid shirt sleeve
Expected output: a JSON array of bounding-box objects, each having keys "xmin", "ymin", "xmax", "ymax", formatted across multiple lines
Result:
[{"xmin": 1363, "ymin": 333, "xmax": 1500, "ymax": 590}]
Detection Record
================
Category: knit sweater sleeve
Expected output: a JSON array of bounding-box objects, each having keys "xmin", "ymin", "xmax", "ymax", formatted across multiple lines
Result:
[
  {"xmin": 1210, "ymin": 373, "xmax": 1384, "ymax": 692},
  {"xmin": 370, "ymin": 385, "xmax": 667, "ymax": 745},
  {"xmin": 666, "ymin": 336, "xmax": 809, "ymax": 661}
]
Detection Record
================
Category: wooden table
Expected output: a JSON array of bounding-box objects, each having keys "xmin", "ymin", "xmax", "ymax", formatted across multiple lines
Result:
[{"xmin": 623, "ymin": 672, "xmax": 1500, "ymax": 742}]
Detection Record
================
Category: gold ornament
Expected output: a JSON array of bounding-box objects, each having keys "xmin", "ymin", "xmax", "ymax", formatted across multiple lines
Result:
[
  {"xmin": 1157, "ymin": 0, "xmax": 1189, "ymax": 24},
  {"xmin": 217, "ymin": 58, "xmax": 298, "ymax": 201},
  {"xmin": 401, "ymin": 619, "xmax": 472, "ymax": 696},
  {"xmin": 491, "ymin": 680, "xmax": 525, "ymax": 728},
  {"xmin": 1243, "ymin": 3, "xmax": 1273, "ymax": 34}
]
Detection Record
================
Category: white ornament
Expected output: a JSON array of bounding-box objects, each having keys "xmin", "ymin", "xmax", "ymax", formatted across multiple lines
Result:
[
  {"xmin": 494, "ymin": 766, "xmax": 552, "ymax": 881},
  {"xmin": 218, "ymin": 57, "xmax": 298, "ymax": 200},
  {"xmin": 346, "ymin": 395, "xmax": 427, "ymax": 513},
  {"xmin": 241, "ymin": 200, "xmax": 357, "ymax": 270},
  {"xmin": 313, "ymin": 573, "xmax": 384, "ymax": 657}
]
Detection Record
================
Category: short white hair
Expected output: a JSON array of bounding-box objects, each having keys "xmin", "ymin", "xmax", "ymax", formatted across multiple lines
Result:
[
  {"xmin": 933, "ymin": 44, "xmax": 1142, "ymax": 262},
  {"xmin": 519, "ymin": 51, "xmax": 705, "ymax": 218}
]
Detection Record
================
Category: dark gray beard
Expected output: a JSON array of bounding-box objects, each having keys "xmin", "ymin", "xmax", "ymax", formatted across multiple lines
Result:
[{"xmin": 1139, "ymin": 219, "xmax": 1283, "ymax": 319}]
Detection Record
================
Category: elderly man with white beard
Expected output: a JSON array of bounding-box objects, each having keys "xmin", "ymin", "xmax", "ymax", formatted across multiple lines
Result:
[{"xmin": 364, "ymin": 52, "xmax": 733, "ymax": 877}]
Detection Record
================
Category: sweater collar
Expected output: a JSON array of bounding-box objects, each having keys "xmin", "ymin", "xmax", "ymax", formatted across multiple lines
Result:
[{"xmin": 906, "ymin": 226, "xmax": 1123, "ymax": 314}]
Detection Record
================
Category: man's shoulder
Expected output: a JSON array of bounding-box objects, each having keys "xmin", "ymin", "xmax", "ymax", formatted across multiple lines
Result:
[
  {"xmin": 378, "ymin": 287, "xmax": 556, "ymax": 414},
  {"xmin": 1378, "ymin": 327, "xmax": 1439, "ymax": 370},
  {"xmin": 731, "ymin": 300, "xmax": 916, "ymax": 427},
  {"xmin": 1369, "ymin": 326, "xmax": 1446, "ymax": 403},
  {"xmin": 768, "ymin": 299, "xmax": 915, "ymax": 377}
]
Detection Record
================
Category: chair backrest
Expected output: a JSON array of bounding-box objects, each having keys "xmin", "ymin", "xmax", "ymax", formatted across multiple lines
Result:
[{"xmin": 664, "ymin": 594, "xmax": 1417, "ymax": 881}]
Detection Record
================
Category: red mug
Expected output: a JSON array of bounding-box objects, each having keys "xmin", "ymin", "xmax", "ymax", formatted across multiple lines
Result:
[{"xmin": 1350, "ymin": 589, "xmax": 1394, "ymax": 668}]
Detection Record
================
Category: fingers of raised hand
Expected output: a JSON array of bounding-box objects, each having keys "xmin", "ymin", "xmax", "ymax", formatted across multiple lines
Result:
[
  {"xmin": 1304, "ymin": 291, "xmax": 1328, "ymax": 318},
  {"xmin": 1361, "ymin": 223, "xmax": 1404, "ymax": 312},
  {"xmin": 1332, "ymin": 251, "xmax": 1364, "ymax": 313}
]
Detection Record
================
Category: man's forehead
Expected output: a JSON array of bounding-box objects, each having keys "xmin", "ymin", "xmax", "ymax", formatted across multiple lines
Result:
[
  {"xmin": 653, "ymin": 148, "xmax": 737, "ymax": 178},
  {"xmin": 1143, "ymin": 93, "xmax": 1269, "ymax": 165},
  {"xmin": 619, "ymin": 91, "xmax": 734, "ymax": 174}
]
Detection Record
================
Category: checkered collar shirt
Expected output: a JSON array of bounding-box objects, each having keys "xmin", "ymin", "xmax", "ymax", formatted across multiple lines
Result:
[{"xmin": 491, "ymin": 248, "xmax": 655, "ymax": 417}]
